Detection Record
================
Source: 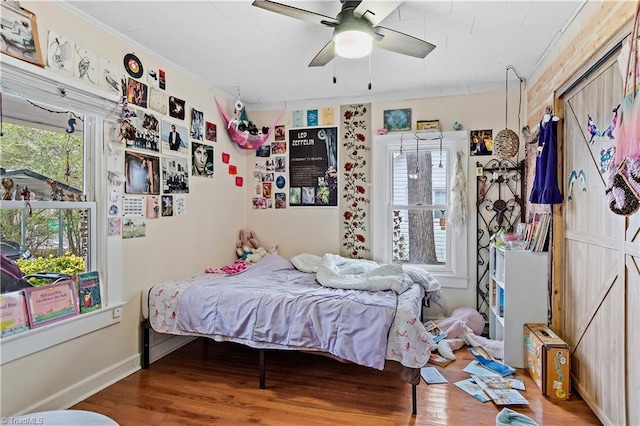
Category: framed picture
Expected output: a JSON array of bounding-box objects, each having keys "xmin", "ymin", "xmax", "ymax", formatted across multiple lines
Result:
[
  {"xmin": 417, "ymin": 120, "xmax": 441, "ymax": 132},
  {"xmin": 383, "ymin": 109, "xmax": 411, "ymax": 132},
  {"xmin": 470, "ymin": 129, "xmax": 493, "ymax": 156},
  {"xmin": 24, "ymin": 280, "xmax": 79, "ymax": 328},
  {"xmin": 0, "ymin": 4, "xmax": 44, "ymax": 67}
]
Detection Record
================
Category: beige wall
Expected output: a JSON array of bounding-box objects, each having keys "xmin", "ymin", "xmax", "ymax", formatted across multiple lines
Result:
[
  {"xmin": 1, "ymin": 1, "xmax": 249, "ymax": 416},
  {"xmin": 1, "ymin": 0, "xmax": 628, "ymax": 417}
]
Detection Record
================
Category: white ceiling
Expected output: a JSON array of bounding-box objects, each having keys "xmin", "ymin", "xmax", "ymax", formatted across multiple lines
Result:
[{"xmin": 63, "ymin": 0, "xmax": 586, "ymax": 109}]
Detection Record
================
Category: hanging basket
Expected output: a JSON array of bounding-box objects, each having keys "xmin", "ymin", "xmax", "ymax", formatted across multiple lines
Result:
[{"xmin": 494, "ymin": 128, "xmax": 520, "ymax": 158}]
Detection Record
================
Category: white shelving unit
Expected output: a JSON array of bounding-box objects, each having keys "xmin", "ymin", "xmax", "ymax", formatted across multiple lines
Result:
[{"xmin": 489, "ymin": 243, "xmax": 549, "ymax": 368}]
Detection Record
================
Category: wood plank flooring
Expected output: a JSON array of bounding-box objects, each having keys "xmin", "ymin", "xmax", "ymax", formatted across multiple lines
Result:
[{"xmin": 73, "ymin": 338, "xmax": 602, "ymax": 425}]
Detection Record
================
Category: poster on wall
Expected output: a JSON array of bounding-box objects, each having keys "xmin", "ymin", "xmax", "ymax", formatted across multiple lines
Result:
[{"xmin": 288, "ymin": 127, "xmax": 338, "ymax": 206}]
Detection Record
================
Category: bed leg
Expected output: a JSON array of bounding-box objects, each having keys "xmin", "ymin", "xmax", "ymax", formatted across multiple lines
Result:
[
  {"xmin": 412, "ymin": 383, "xmax": 417, "ymax": 416},
  {"xmin": 141, "ymin": 320, "xmax": 150, "ymax": 369},
  {"xmin": 259, "ymin": 349, "xmax": 265, "ymax": 389}
]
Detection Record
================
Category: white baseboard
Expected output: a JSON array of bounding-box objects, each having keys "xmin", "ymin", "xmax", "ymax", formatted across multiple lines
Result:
[
  {"xmin": 149, "ymin": 334, "xmax": 197, "ymax": 364},
  {"xmin": 15, "ymin": 354, "xmax": 140, "ymax": 416}
]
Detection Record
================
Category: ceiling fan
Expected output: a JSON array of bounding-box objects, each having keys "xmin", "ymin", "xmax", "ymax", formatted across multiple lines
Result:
[{"xmin": 251, "ymin": 0, "xmax": 436, "ymax": 67}]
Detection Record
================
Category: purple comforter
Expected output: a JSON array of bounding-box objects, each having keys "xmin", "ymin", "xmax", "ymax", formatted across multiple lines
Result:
[{"xmin": 176, "ymin": 254, "xmax": 397, "ymax": 370}]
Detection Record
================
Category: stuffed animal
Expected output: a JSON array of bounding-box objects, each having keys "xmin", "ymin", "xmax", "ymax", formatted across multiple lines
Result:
[
  {"xmin": 236, "ymin": 229, "xmax": 260, "ymax": 258},
  {"xmin": 246, "ymin": 246, "xmax": 267, "ymax": 263},
  {"xmin": 2, "ymin": 178, "xmax": 14, "ymax": 200},
  {"xmin": 434, "ymin": 307, "xmax": 504, "ymax": 360}
]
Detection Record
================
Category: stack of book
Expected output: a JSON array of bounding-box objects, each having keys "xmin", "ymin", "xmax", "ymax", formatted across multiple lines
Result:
[{"xmin": 524, "ymin": 212, "xmax": 551, "ymax": 252}]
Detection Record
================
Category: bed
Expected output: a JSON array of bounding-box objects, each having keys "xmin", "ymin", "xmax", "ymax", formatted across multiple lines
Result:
[{"xmin": 140, "ymin": 253, "xmax": 442, "ymax": 414}]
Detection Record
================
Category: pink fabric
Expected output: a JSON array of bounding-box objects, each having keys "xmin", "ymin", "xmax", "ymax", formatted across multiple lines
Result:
[{"xmin": 205, "ymin": 259, "xmax": 251, "ymax": 275}]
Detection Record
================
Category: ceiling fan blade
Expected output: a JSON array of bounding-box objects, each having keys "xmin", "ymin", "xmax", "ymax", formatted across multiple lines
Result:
[
  {"xmin": 373, "ymin": 26, "xmax": 436, "ymax": 58},
  {"xmin": 252, "ymin": 0, "xmax": 339, "ymax": 27},
  {"xmin": 353, "ymin": 1, "xmax": 402, "ymax": 26},
  {"xmin": 308, "ymin": 40, "xmax": 336, "ymax": 67}
]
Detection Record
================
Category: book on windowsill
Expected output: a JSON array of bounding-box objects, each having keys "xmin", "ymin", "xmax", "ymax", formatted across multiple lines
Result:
[
  {"xmin": 423, "ymin": 320, "xmax": 447, "ymax": 343},
  {"xmin": 471, "ymin": 374, "xmax": 529, "ymax": 405},
  {"xmin": 76, "ymin": 271, "xmax": 102, "ymax": 314},
  {"xmin": 428, "ymin": 353, "xmax": 453, "ymax": 367}
]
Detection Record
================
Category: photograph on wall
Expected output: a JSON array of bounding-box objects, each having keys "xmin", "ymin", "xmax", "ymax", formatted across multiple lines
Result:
[
  {"xmin": 272, "ymin": 141, "xmax": 286, "ymax": 154},
  {"xmin": 252, "ymin": 198, "xmax": 267, "ymax": 209},
  {"xmin": 322, "ymin": 107, "xmax": 334, "ymax": 125},
  {"xmin": 147, "ymin": 68, "xmax": 159, "ymax": 88},
  {"xmin": 191, "ymin": 141, "xmax": 214, "ymax": 178},
  {"xmin": 190, "ymin": 108, "xmax": 204, "ymax": 140},
  {"xmin": 256, "ymin": 144, "xmax": 271, "ymax": 158},
  {"xmin": 0, "ymin": 4, "xmax": 44, "ymax": 67},
  {"xmin": 146, "ymin": 195, "xmax": 159, "ymax": 218},
  {"xmin": 275, "ymin": 125, "xmax": 285, "ymax": 141},
  {"xmin": 275, "ymin": 192, "xmax": 286, "ymax": 209},
  {"xmin": 74, "ymin": 46, "xmax": 99, "ymax": 86},
  {"xmin": 46, "ymin": 31, "xmax": 73, "ymax": 75},
  {"xmin": 122, "ymin": 195, "xmax": 145, "ymax": 217},
  {"xmin": 107, "ymin": 217, "xmax": 121, "ymax": 237},
  {"xmin": 148, "ymin": 86, "xmax": 167, "ymax": 115},
  {"xmin": 307, "ymin": 109, "xmax": 318, "ymax": 126},
  {"xmin": 168, "ymin": 96, "xmax": 185, "ymax": 120},
  {"xmin": 262, "ymin": 182, "xmax": 272, "ymax": 199},
  {"xmin": 275, "ymin": 156, "xmax": 286, "ymax": 173},
  {"xmin": 126, "ymin": 77, "xmax": 148, "ymax": 108},
  {"xmin": 124, "ymin": 107, "xmax": 160, "ymax": 153},
  {"xmin": 124, "ymin": 151, "xmax": 160, "ymax": 195},
  {"xmin": 288, "ymin": 127, "xmax": 337, "ymax": 206},
  {"xmin": 99, "ymin": 56, "xmax": 120, "ymax": 93},
  {"xmin": 162, "ymin": 156, "xmax": 189, "ymax": 194},
  {"xmin": 160, "ymin": 119, "xmax": 189, "ymax": 158},
  {"xmin": 470, "ymin": 129, "xmax": 493, "ymax": 156},
  {"xmin": 161, "ymin": 195, "xmax": 173, "ymax": 217},
  {"xmin": 383, "ymin": 108, "xmax": 412, "ymax": 132},
  {"xmin": 205, "ymin": 121, "xmax": 217, "ymax": 142},
  {"xmin": 292, "ymin": 110, "xmax": 303, "ymax": 127},
  {"xmin": 175, "ymin": 195, "xmax": 186, "ymax": 215},
  {"xmin": 122, "ymin": 218, "xmax": 146, "ymax": 238}
]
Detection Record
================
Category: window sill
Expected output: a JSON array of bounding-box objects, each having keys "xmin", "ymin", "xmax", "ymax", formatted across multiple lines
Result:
[{"xmin": 0, "ymin": 302, "xmax": 125, "ymax": 365}]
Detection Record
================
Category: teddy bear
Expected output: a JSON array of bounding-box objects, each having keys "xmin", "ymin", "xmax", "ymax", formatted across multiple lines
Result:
[{"xmin": 236, "ymin": 229, "xmax": 260, "ymax": 258}]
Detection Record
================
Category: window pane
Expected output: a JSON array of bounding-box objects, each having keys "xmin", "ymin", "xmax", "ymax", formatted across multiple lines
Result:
[
  {"xmin": 392, "ymin": 209, "xmax": 446, "ymax": 265},
  {"xmin": 1, "ymin": 207, "xmax": 89, "ymax": 263},
  {"xmin": 392, "ymin": 150, "xmax": 447, "ymax": 206}
]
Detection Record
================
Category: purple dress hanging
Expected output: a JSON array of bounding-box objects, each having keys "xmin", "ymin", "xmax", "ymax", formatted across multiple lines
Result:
[{"xmin": 529, "ymin": 119, "xmax": 563, "ymax": 204}]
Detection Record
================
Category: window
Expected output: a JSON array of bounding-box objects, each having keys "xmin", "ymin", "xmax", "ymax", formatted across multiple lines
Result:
[
  {"xmin": 0, "ymin": 56, "xmax": 124, "ymax": 364},
  {"xmin": 372, "ymin": 132, "xmax": 468, "ymax": 288},
  {"xmin": 1, "ymin": 104, "xmax": 96, "ymax": 273}
]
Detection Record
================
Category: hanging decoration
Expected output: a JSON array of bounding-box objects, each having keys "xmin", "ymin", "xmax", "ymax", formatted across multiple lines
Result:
[
  {"xmin": 448, "ymin": 150, "xmax": 467, "ymax": 235},
  {"xmin": 567, "ymin": 170, "xmax": 587, "ymax": 201},
  {"xmin": 494, "ymin": 65, "xmax": 525, "ymax": 159},
  {"xmin": 214, "ymin": 97, "xmax": 283, "ymax": 150}
]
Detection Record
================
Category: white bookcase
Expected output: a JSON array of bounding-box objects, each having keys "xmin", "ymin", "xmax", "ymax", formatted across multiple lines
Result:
[{"xmin": 489, "ymin": 243, "xmax": 549, "ymax": 368}]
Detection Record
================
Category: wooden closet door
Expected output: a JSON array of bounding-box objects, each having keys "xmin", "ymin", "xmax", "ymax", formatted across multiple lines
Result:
[{"xmin": 562, "ymin": 55, "xmax": 629, "ymax": 425}]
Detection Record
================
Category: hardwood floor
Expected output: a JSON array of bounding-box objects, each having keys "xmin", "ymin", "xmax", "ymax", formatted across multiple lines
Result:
[{"xmin": 73, "ymin": 338, "xmax": 601, "ymax": 425}]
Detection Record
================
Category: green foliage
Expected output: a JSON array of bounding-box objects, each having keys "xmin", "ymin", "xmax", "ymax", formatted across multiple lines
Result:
[
  {"xmin": 0, "ymin": 122, "xmax": 83, "ymax": 188},
  {"xmin": 16, "ymin": 253, "xmax": 85, "ymax": 286}
]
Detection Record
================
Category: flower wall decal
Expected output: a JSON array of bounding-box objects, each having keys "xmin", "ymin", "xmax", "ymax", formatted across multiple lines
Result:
[{"xmin": 340, "ymin": 104, "xmax": 371, "ymax": 258}]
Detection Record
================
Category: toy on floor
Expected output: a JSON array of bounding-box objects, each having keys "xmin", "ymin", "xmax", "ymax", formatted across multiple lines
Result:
[{"xmin": 435, "ymin": 307, "xmax": 504, "ymax": 360}]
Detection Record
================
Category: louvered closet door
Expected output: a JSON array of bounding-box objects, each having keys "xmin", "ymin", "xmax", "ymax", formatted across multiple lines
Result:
[{"xmin": 562, "ymin": 53, "xmax": 630, "ymax": 425}]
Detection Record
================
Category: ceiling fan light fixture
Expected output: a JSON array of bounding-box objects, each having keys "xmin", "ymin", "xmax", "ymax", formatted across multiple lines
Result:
[{"xmin": 334, "ymin": 29, "xmax": 372, "ymax": 59}]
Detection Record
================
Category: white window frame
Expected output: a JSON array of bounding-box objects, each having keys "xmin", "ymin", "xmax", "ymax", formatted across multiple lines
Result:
[
  {"xmin": 372, "ymin": 131, "xmax": 469, "ymax": 288},
  {"xmin": 0, "ymin": 55, "xmax": 125, "ymax": 364}
]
